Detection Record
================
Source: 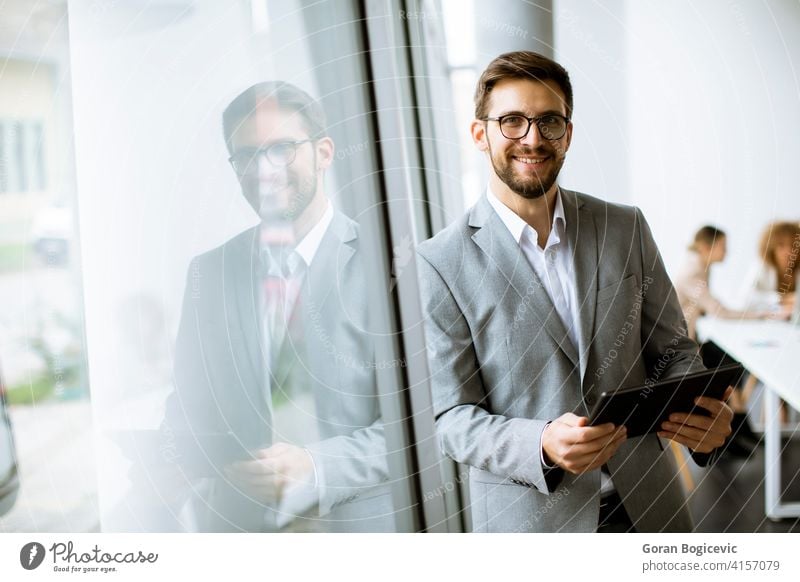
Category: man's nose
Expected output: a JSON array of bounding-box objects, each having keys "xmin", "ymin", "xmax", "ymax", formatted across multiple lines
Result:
[
  {"xmin": 518, "ymin": 121, "xmax": 545, "ymax": 148},
  {"xmin": 257, "ymin": 154, "xmax": 285, "ymax": 180}
]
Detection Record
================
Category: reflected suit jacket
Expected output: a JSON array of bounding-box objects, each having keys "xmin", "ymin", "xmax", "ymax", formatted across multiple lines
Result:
[
  {"xmin": 165, "ymin": 210, "xmax": 392, "ymax": 532},
  {"xmin": 417, "ymin": 189, "xmax": 710, "ymax": 533}
]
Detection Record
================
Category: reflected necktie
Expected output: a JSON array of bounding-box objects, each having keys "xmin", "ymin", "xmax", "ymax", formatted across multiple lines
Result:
[
  {"xmin": 263, "ymin": 248, "xmax": 304, "ymax": 367},
  {"xmin": 262, "ymin": 247, "xmax": 307, "ymax": 415}
]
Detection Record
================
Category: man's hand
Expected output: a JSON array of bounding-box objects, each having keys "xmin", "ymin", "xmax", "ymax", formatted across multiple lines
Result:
[
  {"xmin": 657, "ymin": 386, "xmax": 734, "ymax": 453},
  {"xmin": 541, "ymin": 413, "xmax": 627, "ymax": 475},
  {"xmin": 225, "ymin": 442, "xmax": 314, "ymax": 504}
]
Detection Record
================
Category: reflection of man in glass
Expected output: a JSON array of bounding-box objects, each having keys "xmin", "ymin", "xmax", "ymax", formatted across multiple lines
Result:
[{"xmin": 164, "ymin": 82, "xmax": 391, "ymax": 532}]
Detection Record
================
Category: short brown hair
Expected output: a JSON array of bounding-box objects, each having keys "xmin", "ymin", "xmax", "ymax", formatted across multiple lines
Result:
[
  {"xmin": 222, "ymin": 81, "xmax": 327, "ymax": 153},
  {"xmin": 474, "ymin": 51, "xmax": 573, "ymax": 120},
  {"xmin": 690, "ymin": 225, "xmax": 726, "ymax": 251}
]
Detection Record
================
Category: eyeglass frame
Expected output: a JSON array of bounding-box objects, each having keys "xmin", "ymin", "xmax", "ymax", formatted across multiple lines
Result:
[
  {"xmin": 481, "ymin": 113, "xmax": 571, "ymax": 141},
  {"xmin": 228, "ymin": 138, "xmax": 315, "ymax": 174}
]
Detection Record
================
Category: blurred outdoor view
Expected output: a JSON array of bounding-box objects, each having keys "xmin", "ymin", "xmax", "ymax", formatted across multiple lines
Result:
[{"xmin": 0, "ymin": 0, "xmax": 98, "ymax": 531}]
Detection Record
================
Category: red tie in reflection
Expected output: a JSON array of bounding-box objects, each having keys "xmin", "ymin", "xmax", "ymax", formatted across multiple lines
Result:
[{"xmin": 262, "ymin": 247, "xmax": 304, "ymax": 366}]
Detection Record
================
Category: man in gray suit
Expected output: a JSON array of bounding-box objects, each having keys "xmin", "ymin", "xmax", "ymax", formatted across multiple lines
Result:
[
  {"xmin": 417, "ymin": 51, "xmax": 733, "ymax": 532},
  {"xmin": 163, "ymin": 82, "xmax": 392, "ymax": 532}
]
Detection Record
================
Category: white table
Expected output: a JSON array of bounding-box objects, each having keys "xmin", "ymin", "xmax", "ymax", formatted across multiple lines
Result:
[{"xmin": 696, "ymin": 318, "xmax": 800, "ymax": 520}]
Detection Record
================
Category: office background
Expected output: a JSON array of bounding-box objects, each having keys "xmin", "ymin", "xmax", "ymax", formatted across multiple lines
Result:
[{"xmin": 1, "ymin": 0, "xmax": 798, "ymax": 532}]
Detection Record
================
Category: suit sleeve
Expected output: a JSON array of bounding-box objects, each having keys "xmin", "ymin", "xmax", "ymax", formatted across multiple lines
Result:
[
  {"xmin": 635, "ymin": 208, "xmax": 721, "ymax": 467},
  {"xmin": 306, "ymin": 419, "xmax": 389, "ymax": 515},
  {"xmin": 417, "ymin": 251, "xmax": 562, "ymax": 494}
]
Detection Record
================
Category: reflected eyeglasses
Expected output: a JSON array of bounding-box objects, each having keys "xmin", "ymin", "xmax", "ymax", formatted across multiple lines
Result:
[{"xmin": 228, "ymin": 139, "xmax": 313, "ymax": 174}]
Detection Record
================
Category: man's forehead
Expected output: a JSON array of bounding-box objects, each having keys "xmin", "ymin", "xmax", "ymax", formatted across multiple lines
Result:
[{"xmin": 487, "ymin": 78, "xmax": 568, "ymax": 115}]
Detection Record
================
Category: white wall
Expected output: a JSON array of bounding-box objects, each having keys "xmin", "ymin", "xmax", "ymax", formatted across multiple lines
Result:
[
  {"xmin": 628, "ymin": 0, "xmax": 800, "ymax": 305},
  {"xmin": 558, "ymin": 0, "xmax": 800, "ymax": 306},
  {"xmin": 555, "ymin": 0, "xmax": 630, "ymax": 204}
]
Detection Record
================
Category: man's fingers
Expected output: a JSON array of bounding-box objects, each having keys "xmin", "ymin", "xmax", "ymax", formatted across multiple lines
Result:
[
  {"xmin": 561, "ymin": 431, "xmax": 627, "ymax": 473},
  {"xmin": 693, "ymin": 396, "xmax": 731, "ymax": 417},
  {"xmin": 566, "ymin": 441, "xmax": 623, "ymax": 475},
  {"xmin": 666, "ymin": 413, "xmax": 714, "ymax": 432},
  {"xmin": 582, "ymin": 445, "xmax": 622, "ymax": 473},
  {"xmin": 660, "ymin": 422, "xmax": 713, "ymax": 443},
  {"xmin": 546, "ymin": 416, "xmax": 626, "ymax": 472},
  {"xmin": 559, "ymin": 426, "xmax": 625, "ymax": 457},
  {"xmin": 658, "ymin": 430, "xmax": 723, "ymax": 454},
  {"xmin": 558, "ymin": 413, "xmax": 590, "ymax": 428},
  {"xmin": 563, "ymin": 422, "xmax": 618, "ymax": 444}
]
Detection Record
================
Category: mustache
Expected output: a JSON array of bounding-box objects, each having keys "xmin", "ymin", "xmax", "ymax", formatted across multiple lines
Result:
[{"xmin": 508, "ymin": 146, "xmax": 551, "ymax": 157}]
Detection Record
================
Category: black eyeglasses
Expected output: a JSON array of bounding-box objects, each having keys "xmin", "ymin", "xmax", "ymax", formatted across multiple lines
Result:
[
  {"xmin": 483, "ymin": 114, "xmax": 570, "ymax": 141},
  {"xmin": 228, "ymin": 139, "xmax": 313, "ymax": 174}
]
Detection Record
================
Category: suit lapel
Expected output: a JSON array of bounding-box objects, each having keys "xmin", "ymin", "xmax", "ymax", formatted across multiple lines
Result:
[
  {"xmin": 305, "ymin": 211, "xmax": 357, "ymax": 310},
  {"xmin": 470, "ymin": 196, "xmax": 578, "ymax": 368},
  {"xmin": 561, "ymin": 189, "xmax": 598, "ymax": 385},
  {"xmin": 224, "ymin": 226, "xmax": 270, "ymax": 412}
]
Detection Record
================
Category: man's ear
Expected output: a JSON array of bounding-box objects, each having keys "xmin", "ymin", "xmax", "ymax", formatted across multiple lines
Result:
[
  {"xmin": 470, "ymin": 119, "xmax": 489, "ymax": 152},
  {"xmin": 564, "ymin": 121, "xmax": 573, "ymax": 152},
  {"xmin": 316, "ymin": 137, "xmax": 335, "ymax": 170}
]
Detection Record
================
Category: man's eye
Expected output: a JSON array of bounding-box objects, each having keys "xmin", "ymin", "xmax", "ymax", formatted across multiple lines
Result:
[
  {"xmin": 269, "ymin": 143, "xmax": 295, "ymax": 158},
  {"xmin": 501, "ymin": 116, "xmax": 526, "ymax": 127},
  {"xmin": 539, "ymin": 115, "xmax": 558, "ymax": 125}
]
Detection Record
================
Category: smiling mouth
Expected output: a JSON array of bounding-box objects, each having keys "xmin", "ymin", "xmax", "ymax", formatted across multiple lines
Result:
[{"xmin": 512, "ymin": 155, "xmax": 549, "ymax": 165}]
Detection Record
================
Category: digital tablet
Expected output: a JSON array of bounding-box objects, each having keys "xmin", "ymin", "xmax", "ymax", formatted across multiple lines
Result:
[{"xmin": 588, "ymin": 363, "xmax": 744, "ymax": 437}]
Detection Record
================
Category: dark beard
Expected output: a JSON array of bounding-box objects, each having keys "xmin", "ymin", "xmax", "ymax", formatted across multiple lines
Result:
[
  {"xmin": 281, "ymin": 170, "xmax": 317, "ymax": 220},
  {"xmin": 488, "ymin": 142, "xmax": 561, "ymax": 200},
  {"xmin": 254, "ymin": 151, "xmax": 317, "ymax": 223}
]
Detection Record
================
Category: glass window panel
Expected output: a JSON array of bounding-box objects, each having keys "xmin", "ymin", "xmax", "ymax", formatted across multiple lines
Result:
[
  {"xmin": 68, "ymin": 0, "xmax": 419, "ymax": 533},
  {"xmin": 0, "ymin": 122, "xmax": 6, "ymax": 192},
  {"xmin": 0, "ymin": 1, "xmax": 96, "ymax": 532},
  {"xmin": 29, "ymin": 122, "xmax": 46, "ymax": 191}
]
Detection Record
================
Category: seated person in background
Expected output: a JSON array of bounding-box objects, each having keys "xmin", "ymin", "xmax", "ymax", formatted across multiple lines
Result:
[
  {"xmin": 737, "ymin": 220, "xmax": 800, "ymax": 426},
  {"xmin": 674, "ymin": 225, "xmax": 770, "ymax": 341},
  {"xmin": 675, "ymin": 225, "xmax": 772, "ymax": 456},
  {"xmin": 742, "ymin": 220, "xmax": 800, "ymax": 313},
  {"xmin": 742, "ymin": 221, "xmax": 800, "ymax": 422}
]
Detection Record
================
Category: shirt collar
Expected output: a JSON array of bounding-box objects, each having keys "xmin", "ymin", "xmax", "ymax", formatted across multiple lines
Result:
[
  {"xmin": 262, "ymin": 201, "xmax": 334, "ymax": 276},
  {"xmin": 486, "ymin": 183, "xmax": 566, "ymax": 246},
  {"xmin": 293, "ymin": 200, "xmax": 333, "ymax": 268}
]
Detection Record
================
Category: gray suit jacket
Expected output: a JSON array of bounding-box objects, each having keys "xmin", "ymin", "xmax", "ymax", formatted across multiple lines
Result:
[
  {"xmin": 164, "ymin": 210, "xmax": 392, "ymax": 532},
  {"xmin": 417, "ymin": 189, "xmax": 707, "ymax": 532}
]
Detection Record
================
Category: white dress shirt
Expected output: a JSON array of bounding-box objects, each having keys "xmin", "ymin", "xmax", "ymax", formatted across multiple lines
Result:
[
  {"xmin": 486, "ymin": 186, "xmax": 580, "ymax": 351},
  {"xmin": 293, "ymin": 201, "xmax": 335, "ymax": 269},
  {"xmin": 486, "ymin": 186, "xmax": 615, "ymax": 495}
]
